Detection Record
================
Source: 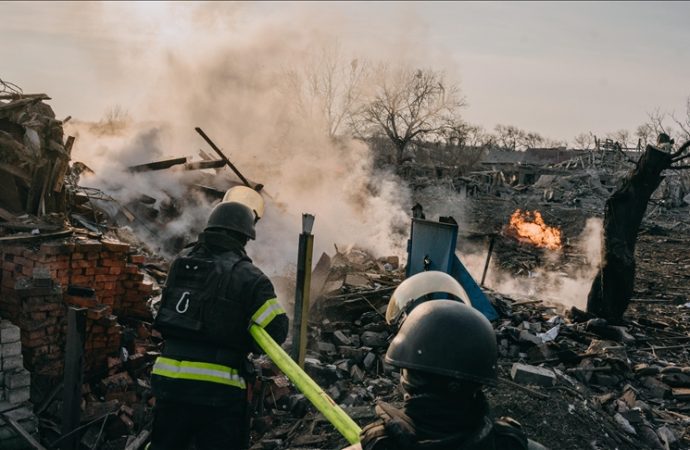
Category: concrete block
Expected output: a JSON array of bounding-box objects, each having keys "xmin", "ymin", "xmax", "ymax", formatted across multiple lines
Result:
[
  {"xmin": 0, "ymin": 321, "xmax": 21, "ymax": 344},
  {"xmin": 363, "ymin": 352, "xmax": 377, "ymax": 370},
  {"xmin": 2, "ymin": 355, "xmax": 24, "ymax": 371},
  {"xmin": 333, "ymin": 330, "xmax": 352, "ymax": 346},
  {"xmin": 510, "ymin": 363, "xmax": 557, "ymax": 387},
  {"xmin": 360, "ymin": 331, "xmax": 388, "ymax": 348},
  {"xmin": 5, "ymin": 386, "xmax": 30, "ymax": 404},
  {"xmin": 1, "ymin": 341, "xmax": 22, "ymax": 358},
  {"xmin": 0, "ymin": 371, "xmax": 4, "ymax": 387},
  {"xmin": 316, "ymin": 341, "xmax": 336, "ymax": 354},
  {"xmin": 6, "ymin": 370, "xmax": 30, "ymax": 389}
]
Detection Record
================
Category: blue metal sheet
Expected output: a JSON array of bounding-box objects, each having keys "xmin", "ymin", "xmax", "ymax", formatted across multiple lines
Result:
[{"xmin": 407, "ymin": 218, "xmax": 498, "ymax": 321}]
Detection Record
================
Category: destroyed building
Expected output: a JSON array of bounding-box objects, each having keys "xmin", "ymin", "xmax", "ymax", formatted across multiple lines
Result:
[{"xmin": 0, "ymin": 90, "xmax": 690, "ymax": 450}]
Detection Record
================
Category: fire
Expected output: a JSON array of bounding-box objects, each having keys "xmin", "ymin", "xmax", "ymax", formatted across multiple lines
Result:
[{"xmin": 508, "ymin": 209, "xmax": 562, "ymax": 250}]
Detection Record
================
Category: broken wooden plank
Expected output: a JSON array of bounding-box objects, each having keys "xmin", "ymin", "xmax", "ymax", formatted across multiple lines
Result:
[
  {"xmin": 192, "ymin": 184, "xmax": 225, "ymax": 199},
  {"xmin": 124, "ymin": 429, "xmax": 150, "ymax": 450},
  {"xmin": 128, "ymin": 157, "xmax": 187, "ymax": 173},
  {"xmin": 0, "ymin": 162, "xmax": 32, "ymax": 184},
  {"xmin": 0, "ymin": 93, "xmax": 50, "ymax": 101},
  {"xmin": 195, "ymin": 127, "xmax": 253, "ymax": 187},
  {"xmin": 1, "ymin": 413, "xmax": 48, "ymax": 450},
  {"xmin": 0, "ymin": 228, "xmax": 73, "ymax": 243},
  {"xmin": 184, "ymin": 159, "xmax": 226, "ymax": 170},
  {"xmin": 0, "ymin": 206, "xmax": 17, "ymax": 221},
  {"xmin": 52, "ymin": 136, "xmax": 75, "ymax": 193}
]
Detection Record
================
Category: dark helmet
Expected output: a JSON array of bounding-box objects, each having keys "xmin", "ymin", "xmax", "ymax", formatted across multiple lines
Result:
[
  {"xmin": 205, "ymin": 201, "xmax": 256, "ymax": 240},
  {"xmin": 385, "ymin": 299, "xmax": 498, "ymax": 386}
]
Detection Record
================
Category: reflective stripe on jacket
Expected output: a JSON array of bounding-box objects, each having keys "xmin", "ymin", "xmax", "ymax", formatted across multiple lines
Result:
[
  {"xmin": 251, "ymin": 297, "xmax": 286, "ymax": 329},
  {"xmin": 152, "ymin": 356, "xmax": 247, "ymax": 389}
]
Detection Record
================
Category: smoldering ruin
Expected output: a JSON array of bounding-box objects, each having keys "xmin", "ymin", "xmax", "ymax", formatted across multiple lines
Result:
[{"xmin": 2, "ymin": 3, "xmax": 690, "ymax": 450}]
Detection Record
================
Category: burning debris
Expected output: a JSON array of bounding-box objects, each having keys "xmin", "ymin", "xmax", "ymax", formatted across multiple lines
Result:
[{"xmin": 507, "ymin": 209, "xmax": 563, "ymax": 250}]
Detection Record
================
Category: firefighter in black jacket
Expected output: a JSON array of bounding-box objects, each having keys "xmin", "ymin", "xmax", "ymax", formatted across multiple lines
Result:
[
  {"xmin": 149, "ymin": 201, "xmax": 288, "ymax": 450},
  {"xmin": 348, "ymin": 273, "xmax": 547, "ymax": 450}
]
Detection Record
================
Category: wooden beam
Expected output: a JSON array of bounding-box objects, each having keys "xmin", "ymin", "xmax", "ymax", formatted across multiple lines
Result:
[
  {"xmin": 61, "ymin": 307, "xmax": 87, "ymax": 450},
  {"xmin": 0, "ymin": 206, "xmax": 16, "ymax": 221},
  {"xmin": 52, "ymin": 136, "xmax": 75, "ymax": 193},
  {"xmin": 128, "ymin": 157, "xmax": 187, "ymax": 173},
  {"xmin": 184, "ymin": 160, "xmax": 226, "ymax": 170},
  {"xmin": 1, "ymin": 413, "xmax": 48, "ymax": 450},
  {"xmin": 124, "ymin": 429, "xmax": 151, "ymax": 450},
  {"xmin": 0, "ymin": 93, "xmax": 50, "ymax": 101},
  {"xmin": 0, "ymin": 162, "xmax": 32, "ymax": 184}
]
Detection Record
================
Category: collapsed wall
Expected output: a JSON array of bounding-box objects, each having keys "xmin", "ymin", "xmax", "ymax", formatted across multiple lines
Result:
[{"xmin": 0, "ymin": 235, "xmax": 154, "ymax": 378}]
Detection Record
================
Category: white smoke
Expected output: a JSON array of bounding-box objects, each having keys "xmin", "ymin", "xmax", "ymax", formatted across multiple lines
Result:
[{"xmin": 65, "ymin": 4, "xmax": 412, "ymax": 283}]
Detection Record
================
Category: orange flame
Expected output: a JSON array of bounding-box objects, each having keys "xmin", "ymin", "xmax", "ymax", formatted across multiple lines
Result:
[{"xmin": 508, "ymin": 209, "xmax": 562, "ymax": 250}]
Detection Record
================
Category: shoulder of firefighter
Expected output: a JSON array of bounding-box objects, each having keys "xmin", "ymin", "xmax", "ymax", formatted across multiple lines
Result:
[
  {"xmin": 151, "ymin": 249, "xmax": 288, "ymax": 405},
  {"xmin": 352, "ymin": 413, "xmax": 546, "ymax": 450}
]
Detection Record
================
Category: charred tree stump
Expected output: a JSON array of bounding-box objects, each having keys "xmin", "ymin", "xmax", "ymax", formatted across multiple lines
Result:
[{"xmin": 587, "ymin": 136, "xmax": 689, "ymax": 323}]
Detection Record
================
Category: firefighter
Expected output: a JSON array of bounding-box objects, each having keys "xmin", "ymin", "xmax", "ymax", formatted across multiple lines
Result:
[
  {"xmin": 149, "ymin": 201, "xmax": 288, "ymax": 450},
  {"xmin": 349, "ymin": 272, "xmax": 547, "ymax": 450}
]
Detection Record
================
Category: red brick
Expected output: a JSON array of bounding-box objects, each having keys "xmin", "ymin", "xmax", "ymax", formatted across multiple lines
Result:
[
  {"xmin": 139, "ymin": 281, "xmax": 154, "ymax": 294},
  {"xmin": 75, "ymin": 240, "xmax": 102, "ymax": 253},
  {"xmin": 129, "ymin": 273, "xmax": 144, "ymax": 282},
  {"xmin": 102, "ymin": 240, "xmax": 130, "ymax": 253},
  {"xmin": 72, "ymin": 253, "xmax": 84, "ymax": 260},
  {"xmin": 108, "ymin": 266, "xmax": 123, "ymax": 275},
  {"xmin": 129, "ymin": 255, "xmax": 146, "ymax": 264},
  {"xmin": 87, "ymin": 305, "xmax": 111, "ymax": 321},
  {"xmin": 31, "ymin": 311, "xmax": 47, "ymax": 320},
  {"xmin": 70, "ymin": 275, "xmax": 90, "ymax": 285},
  {"xmin": 40, "ymin": 241, "xmax": 74, "ymax": 255},
  {"xmin": 71, "ymin": 260, "xmax": 91, "ymax": 269},
  {"xmin": 65, "ymin": 295, "xmax": 98, "ymax": 308}
]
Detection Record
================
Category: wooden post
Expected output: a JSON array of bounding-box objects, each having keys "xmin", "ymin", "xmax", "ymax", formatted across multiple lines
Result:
[
  {"xmin": 61, "ymin": 307, "xmax": 87, "ymax": 450},
  {"xmin": 480, "ymin": 235, "xmax": 496, "ymax": 287},
  {"xmin": 291, "ymin": 214, "xmax": 315, "ymax": 367}
]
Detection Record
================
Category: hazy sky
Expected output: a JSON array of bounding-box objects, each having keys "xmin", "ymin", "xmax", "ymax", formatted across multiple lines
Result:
[{"xmin": 1, "ymin": 1, "xmax": 688, "ymax": 142}]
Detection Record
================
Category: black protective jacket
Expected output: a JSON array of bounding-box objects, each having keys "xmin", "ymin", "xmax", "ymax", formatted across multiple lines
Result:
[
  {"xmin": 152, "ymin": 231, "xmax": 289, "ymax": 407},
  {"xmin": 360, "ymin": 393, "xmax": 534, "ymax": 450}
]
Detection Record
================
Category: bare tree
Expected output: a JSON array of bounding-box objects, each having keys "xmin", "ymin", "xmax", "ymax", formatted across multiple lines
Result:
[
  {"xmin": 286, "ymin": 43, "xmax": 369, "ymax": 139},
  {"xmin": 587, "ymin": 134, "xmax": 690, "ymax": 322},
  {"xmin": 357, "ymin": 66, "xmax": 466, "ymax": 166},
  {"xmin": 519, "ymin": 131, "xmax": 545, "ymax": 150},
  {"xmin": 543, "ymin": 138, "xmax": 568, "ymax": 149},
  {"xmin": 442, "ymin": 122, "xmax": 494, "ymax": 149},
  {"xmin": 606, "ymin": 129, "xmax": 632, "ymax": 149},
  {"xmin": 635, "ymin": 123, "xmax": 655, "ymax": 149},
  {"xmin": 494, "ymin": 124, "xmax": 525, "ymax": 151},
  {"xmin": 90, "ymin": 104, "xmax": 130, "ymax": 135},
  {"xmin": 573, "ymin": 132, "xmax": 596, "ymax": 150},
  {"xmin": 671, "ymin": 96, "xmax": 690, "ymax": 140}
]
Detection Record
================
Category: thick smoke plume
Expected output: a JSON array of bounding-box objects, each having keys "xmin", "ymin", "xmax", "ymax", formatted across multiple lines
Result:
[{"xmin": 66, "ymin": 4, "xmax": 411, "ymax": 283}]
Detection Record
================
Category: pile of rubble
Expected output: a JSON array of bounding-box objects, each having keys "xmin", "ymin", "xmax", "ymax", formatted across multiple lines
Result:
[{"xmin": 0, "ymin": 93, "xmax": 71, "ymax": 219}]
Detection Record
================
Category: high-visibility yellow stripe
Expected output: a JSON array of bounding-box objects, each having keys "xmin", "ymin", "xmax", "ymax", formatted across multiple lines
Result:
[
  {"xmin": 251, "ymin": 298, "xmax": 285, "ymax": 328},
  {"xmin": 152, "ymin": 357, "xmax": 246, "ymax": 388}
]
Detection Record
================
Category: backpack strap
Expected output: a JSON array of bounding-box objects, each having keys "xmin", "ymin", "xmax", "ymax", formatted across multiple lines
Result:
[{"xmin": 214, "ymin": 252, "xmax": 251, "ymax": 299}]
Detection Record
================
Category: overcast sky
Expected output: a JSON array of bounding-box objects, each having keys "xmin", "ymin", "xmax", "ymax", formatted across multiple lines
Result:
[{"xmin": 1, "ymin": 1, "xmax": 688, "ymax": 142}]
